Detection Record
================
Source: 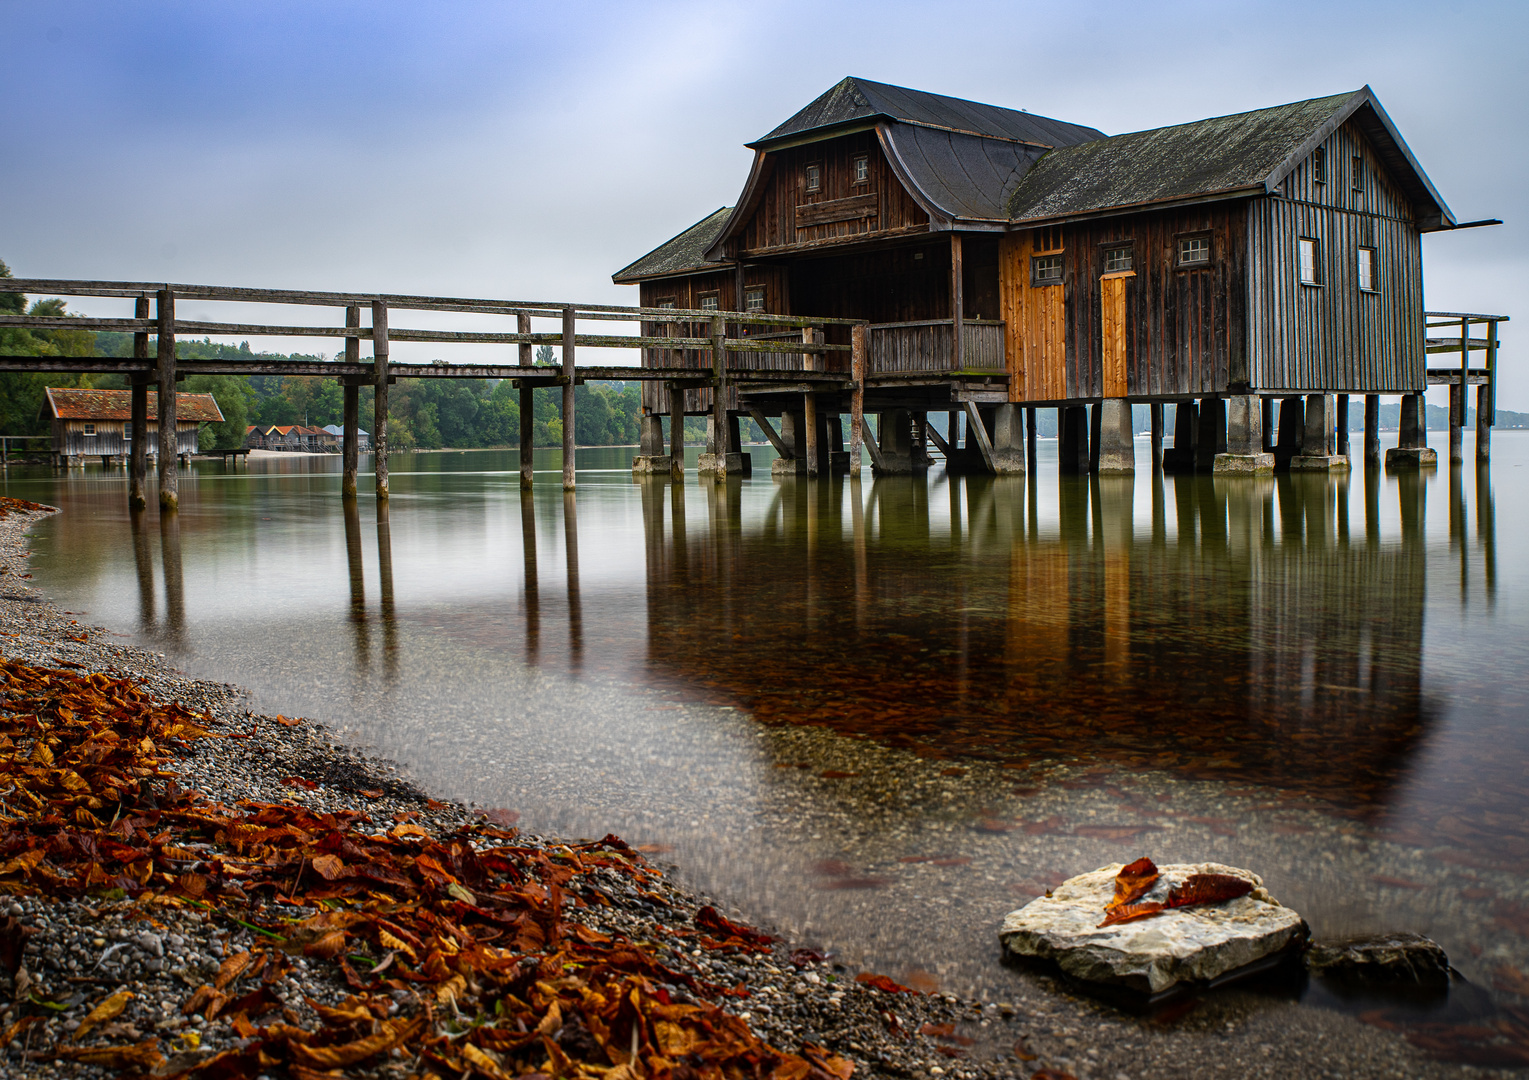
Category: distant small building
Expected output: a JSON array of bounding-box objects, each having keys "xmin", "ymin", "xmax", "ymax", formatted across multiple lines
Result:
[
  {"xmin": 46, "ymin": 387, "xmax": 222, "ymax": 467},
  {"xmin": 321, "ymin": 423, "xmax": 370, "ymax": 451}
]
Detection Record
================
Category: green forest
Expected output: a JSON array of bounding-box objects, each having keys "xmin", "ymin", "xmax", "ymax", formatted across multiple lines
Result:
[{"xmin": 0, "ymin": 260, "xmax": 667, "ymax": 451}]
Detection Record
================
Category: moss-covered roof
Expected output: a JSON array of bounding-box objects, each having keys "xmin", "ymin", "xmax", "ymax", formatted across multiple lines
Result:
[
  {"xmin": 612, "ymin": 208, "xmax": 733, "ymax": 284},
  {"xmin": 45, "ymin": 387, "xmax": 224, "ymax": 423}
]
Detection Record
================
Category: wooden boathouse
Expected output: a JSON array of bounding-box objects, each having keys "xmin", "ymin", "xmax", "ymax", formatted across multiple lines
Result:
[
  {"xmin": 46, "ymin": 386, "xmax": 220, "ymax": 468},
  {"xmin": 614, "ymin": 78, "xmax": 1504, "ymax": 475}
]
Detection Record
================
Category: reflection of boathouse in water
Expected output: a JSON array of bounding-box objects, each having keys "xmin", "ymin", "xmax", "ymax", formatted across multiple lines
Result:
[
  {"xmin": 615, "ymin": 79, "xmax": 1501, "ymax": 475},
  {"xmin": 628, "ymin": 471, "xmax": 1461, "ymax": 811}
]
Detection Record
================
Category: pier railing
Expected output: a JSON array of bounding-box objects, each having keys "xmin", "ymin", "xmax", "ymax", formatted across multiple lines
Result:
[
  {"xmin": 1424, "ymin": 311, "xmax": 1509, "ymax": 463},
  {"xmin": 0, "ymin": 278, "xmax": 871, "ymax": 500}
]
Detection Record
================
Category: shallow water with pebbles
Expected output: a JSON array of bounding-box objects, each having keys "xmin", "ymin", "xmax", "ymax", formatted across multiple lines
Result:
[{"xmin": 5, "ymin": 431, "xmax": 1529, "ymax": 1076}]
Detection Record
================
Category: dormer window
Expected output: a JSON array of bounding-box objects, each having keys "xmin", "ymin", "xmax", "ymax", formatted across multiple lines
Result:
[
  {"xmin": 805, "ymin": 164, "xmax": 821, "ymax": 192},
  {"xmin": 1312, "ymin": 147, "xmax": 1327, "ymax": 184},
  {"xmin": 853, "ymin": 156, "xmax": 869, "ymax": 183}
]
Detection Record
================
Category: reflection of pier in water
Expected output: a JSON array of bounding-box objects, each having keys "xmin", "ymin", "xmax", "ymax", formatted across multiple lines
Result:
[{"xmin": 625, "ymin": 465, "xmax": 1497, "ymax": 811}]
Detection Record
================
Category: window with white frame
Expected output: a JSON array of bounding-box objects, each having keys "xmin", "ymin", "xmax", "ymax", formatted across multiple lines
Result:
[
  {"xmin": 744, "ymin": 286, "xmax": 766, "ymax": 312},
  {"xmin": 853, "ymin": 156, "xmax": 869, "ymax": 184},
  {"xmin": 83, "ymin": 423, "xmax": 96, "ymax": 436},
  {"xmin": 1298, "ymin": 238, "xmax": 1321, "ymax": 285},
  {"xmin": 700, "ymin": 294, "xmax": 719, "ymax": 311},
  {"xmin": 1102, "ymin": 243, "xmax": 1133, "ymax": 273},
  {"xmin": 1312, "ymin": 147, "xmax": 1327, "ymax": 184},
  {"xmin": 1178, "ymin": 235, "xmax": 1210, "ymax": 266},
  {"xmin": 1357, "ymin": 247, "xmax": 1377, "ymax": 292},
  {"xmin": 804, "ymin": 164, "xmax": 821, "ymax": 192},
  {"xmin": 1031, "ymin": 254, "xmax": 1063, "ymax": 285}
]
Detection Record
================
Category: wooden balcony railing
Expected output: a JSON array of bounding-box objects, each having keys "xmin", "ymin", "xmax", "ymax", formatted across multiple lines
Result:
[{"xmin": 867, "ymin": 319, "xmax": 1005, "ymax": 377}]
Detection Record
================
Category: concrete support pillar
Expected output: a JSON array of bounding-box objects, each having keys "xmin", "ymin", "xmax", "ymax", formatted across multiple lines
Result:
[
  {"xmin": 1292, "ymin": 393, "xmax": 1348, "ymax": 471},
  {"xmin": 773, "ymin": 410, "xmax": 806, "ymax": 476},
  {"xmin": 989, "ymin": 403, "xmax": 1026, "ymax": 474},
  {"xmin": 1096, "ymin": 398, "xmax": 1135, "ymax": 474},
  {"xmin": 1194, "ymin": 397, "xmax": 1226, "ymax": 472},
  {"xmin": 876, "ymin": 409, "xmax": 915, "ymax": 473},
  {"xmin": 1477, "ymin": 384, "xmax": 1492, "ymax": 463},
  {"xmin": 1387, "ymin": 392, "xmax": 1438, "ymax": 469},
  {"xmin": 1274, "ymin": 396, "xmax": 1303, "ymax": 470},
  {"xmin": 1364, "ymin": 394, "xmax": 1381, "ymax": 465},
  {"xmin": 1149, "ymin": 403, "xmax": 1163, "ymax": 470},
  {"xmin": 632, "ymin": 413, "xmax": 674, "ymax": 474},
  {"xmin": 1058, "ymin": 405, "xmax": 1089, "ymax": 474},
  {"xmin": 1448, "ymin": 382, "xmax": 1465, "ymax": 464},
  {"xmin": 1214, "ymin": 394, "xmax": 1273, "ymax": 474},
  {"xmin": 1162, "ymin": 401, "xmax": 1197, "ymax": 472}
]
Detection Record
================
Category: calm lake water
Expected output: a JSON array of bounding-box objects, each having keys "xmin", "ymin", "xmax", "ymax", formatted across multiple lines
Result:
[{"xmin": 6, "ymin": 435, "xmax": 1529, "ymax": 1059}]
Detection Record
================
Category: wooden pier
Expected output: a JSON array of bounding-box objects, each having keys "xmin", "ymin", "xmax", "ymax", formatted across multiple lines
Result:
[{"xmin": 0, "ymin": 278, "xmax": 863, "ymax": 507}]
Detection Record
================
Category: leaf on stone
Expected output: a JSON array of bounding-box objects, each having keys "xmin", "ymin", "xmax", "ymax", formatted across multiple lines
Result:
[
  {"xmin": 288, "ymin": 1016, "xmax": 422, "ymax": 1068},
  {"xmin": 1166, "ymin": 873, "xmax": 1253, "ymax": 908},
  {"xmin": 303, "ymin": 929, "xmax": 348, "ymax": 960},
  {"xmin": 854, "ymin": 972, "xmax": 914, "ymax": 994},
  {"xmin": 0, "ymin": 1015, "xmax": 38, "ymax": 1049},
  {"xmin": 73, "ymin": 987, "xmax": 132, "ymax": 1041},
  {"xmin": 213, "ymin": 951, "xmax": 254, "ymax": 990},
  {"xmin": 308, "ymin": 854, "xmax": 345, "ymax": 880},
  {"xmin": 1104, "ymin": 857, "xmax": 1159, "ymax": 913},
  {"xmin": 694, "ymin": 905, "xmax": 773, "ymax": 948},
  {"xmin": 1098, "ymin": 901, "xmax": 1165, "ymax": 928}
]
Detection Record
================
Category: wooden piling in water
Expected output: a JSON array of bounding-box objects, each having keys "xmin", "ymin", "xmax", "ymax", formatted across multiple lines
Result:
[
  {"xmin": 1149, "ymin": 403, "xmax": 1163, "ymax": 470},
  {"xmin": 519, "ymin": 313, "xmax": 534, "ymax": 489},
  {"xmin": 130, "ymin": 296, "xmax": 149, "ymax": 510},
  {"xmin": 342, "ymin": 305, "xmax": 360, "ymax": 498},
  {"xmin": 1026, "ymin": 407, "xmax": 1037, "ymax": 471},
  {"xmin": 1477, "ymin": 384, "xmax": 1492, "ymax": 463},
  {"xmin": 1364, "ymin": 395, "xmax": 1381, "ymax": 464},
  {"xmin": 669, "ymin": 383, "xmax": 684, "ymax": 475},
  {"xmin": 372, "ymin": 301, "xmax": 390, "ymax": 499},
  {"xmin": 849, "ymin": 324, "xmax": 866, "ymax": 476},
  {"xmin": 562, "ymin": 306, "xmax": 577, "ymax": 490},
  {"xmin": 1337, "ymin": 394, "xmax": 1350, "ymax": 458},
  {"xmin": 155, "ymin": 289, "xmax": 178, "ymax": 512}
]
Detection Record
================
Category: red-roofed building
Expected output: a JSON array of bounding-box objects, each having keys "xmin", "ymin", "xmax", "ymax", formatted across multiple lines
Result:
[{"xmin": 45, "ymin": 387, "xmax": 223, "ymax": 467}]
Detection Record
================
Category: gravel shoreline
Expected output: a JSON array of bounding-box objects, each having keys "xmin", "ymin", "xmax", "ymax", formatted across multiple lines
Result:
[{"xmin": 0, "ymin": 502, "xmax": 1519, "ymax": 1079}]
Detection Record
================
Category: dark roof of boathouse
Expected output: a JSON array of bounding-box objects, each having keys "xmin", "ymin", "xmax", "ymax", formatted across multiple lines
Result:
[
  {"xmin": 1006, "ymin": 86, "xmax": 1454, "ymax": 228},
  {"xmin": 612, "ymin": 207, "xmax": 733, "ymax": 284},
  {"xmin": 45, "ymin": 387, "xmax": 224, "ymax": 423}
]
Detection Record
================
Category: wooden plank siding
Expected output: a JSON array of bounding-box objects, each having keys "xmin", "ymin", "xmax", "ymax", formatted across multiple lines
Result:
[
  {"xmin": 868, "ymin": 320, "xmax": 1005, "ymax": 375},
  {"xmin": 1246, "ymin": 119, "xmax": 1424, "ymax": 393},
  {"xmin": 738, "ymin": 131, "xmax": 930, "ymax": 256},
  {"xmin": 1001, "ymin": 209, "xmax": 1244, "ymax": 403}
]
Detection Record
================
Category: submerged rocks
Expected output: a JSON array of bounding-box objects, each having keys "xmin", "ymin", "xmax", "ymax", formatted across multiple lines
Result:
[
  {"xmin": 999, "ymin": 862, "xmax": 1307, "ymax": 996},
  {"xmin": 1305, "ymin": 933, "xmax": 1451, "ymax": 989}
]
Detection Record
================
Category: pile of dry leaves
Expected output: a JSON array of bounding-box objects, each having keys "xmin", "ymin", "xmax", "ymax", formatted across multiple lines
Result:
[{"xmin": 0, "ymin": 656, "xmax": 856, "ymax": 1080}]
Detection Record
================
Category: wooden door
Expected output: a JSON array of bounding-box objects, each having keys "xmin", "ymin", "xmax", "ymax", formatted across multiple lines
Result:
[{"xmin": 1100, "ymin": 271, "xmax": 1133, "ymax": 398}]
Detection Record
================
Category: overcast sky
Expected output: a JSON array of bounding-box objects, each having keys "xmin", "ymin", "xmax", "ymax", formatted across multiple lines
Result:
[{"xmin": 3, "ymin": 1, "xmax": 1524, "ymax": 406}]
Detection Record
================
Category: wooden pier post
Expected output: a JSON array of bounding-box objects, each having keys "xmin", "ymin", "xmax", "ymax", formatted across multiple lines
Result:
[
  {"xmin": 519, "ymin": 491, "xmax": 539, "ymax": 660},
  {"xmin": 1480, "ymin": 318, "xmax": 1498, "ymax": 464},
  {"xmin": 1089, "ymin": 403, "xmax": 1102, "ymax": 473},
  {"xmin": 1059, "ymin": 406, "xmax": 1088, "ymax": 474},
  {"xmin": 519, "ymin": 312, "xmax": 534, "ymax": 489},
  {"xmin": 950, "ymin": 233, "xmax": 964, "ymax": 371},
  {"xmin": 1149, "ymin": 402, "xmax": 1163, "ymax": 470},
  {"xmin": 372, "ymin": 301, "xmax": 390, "ymax": 499},
  {"xmin": 1448, "ymin": 380, "xmax": 1465, "ymax": 464},
  {"xmin": 562, "ymin": 305, "xmax": 577, "ymax": 490},
  {"xmin": 849, "ymin": 324, "xmax": 866, "ymax": 476},
  {"xmin": 1026, "ymin": 407, "xmax": 1037, "ymax": 472},
  {"xmin": 1336, "ymin": 394, "xmax": 1350, "ymax": 458},
  {"xmin": 155, "ymin": 288, "xmax": 178, "ymax": 511},
  {"xmin": 669, "ymin": 383, "xmax": 685, "ymax": 475},
  {"xmin": 804, "ymin": 391, "xmax": 819, "ymax": 476},
  {"xmin": 1364, "ymin": 394, "xmax": 1380, "ymax": 464},
  {"xmin": 342, "ymin": 304, "xmax": 360, "ymax": 498},
  {"xmin": 709, "ymin": 314, "xmax": 727, "ymax": 479},
  {"xmin": 130, "ymin": 296, "xmax": 150, "ymax": 509},
  {"xmin": 1195, "ymin": 397, "xmax": 1226, "ymax": 472}
]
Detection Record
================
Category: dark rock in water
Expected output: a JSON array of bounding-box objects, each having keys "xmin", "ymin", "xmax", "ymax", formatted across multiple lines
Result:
[{"xmin": 1305, "ymin": 933, "xmax": 1450, "ymax": 988}]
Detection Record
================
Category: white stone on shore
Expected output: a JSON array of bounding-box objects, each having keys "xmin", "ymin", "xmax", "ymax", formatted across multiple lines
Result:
[{"xmin": 998, "ymin": 862, "xmax": 1307, "ymax": 995}]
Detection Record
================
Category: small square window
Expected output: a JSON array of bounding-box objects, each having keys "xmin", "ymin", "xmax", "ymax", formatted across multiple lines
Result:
[
  {"xmin": 744, "ymin": 287, "xmax": 766, "ymax": 312},
  {"xmin": 1102, "ymin": 244, "xmax": 1133, "ymax": 273},
  {"xmin": 1357, "ymin": 247, "xmax": 1377, "ymax": 292},
  {"xmin": 1351, "ymin": 156, "xmax": 1363, "ymax": 192},
  {"xmin": 1178, "ymin": 235, "xmax": 1210, "ymax": 266},
  {"xmin": 1298, "ymin": 238, "xmax": 1321, "ymax": 285},
  {"xmin": 656, "ymin": 298, "xmax": 676, "ymax": 309},
  {"xmin": 1031, "ymin": 254, "xmax": 1063, "ymax": 285},
  {"xmin": 700, "ymin": 294, "xmax": 720, "ymax": 311},
  {"xmin": 83, "ymin": 424, "xmax": 96, "ymax": 436},
  {"xmin": 805, "ymin": 164, "xmax": 821, "ymax": 192},
  {"xmin": 1312, "ymin": 147, "xmax": 1327, "ymax": 184},
  {"xmin": 853, "ymin": 156, "xmax": 869, "ymax": 183}
]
